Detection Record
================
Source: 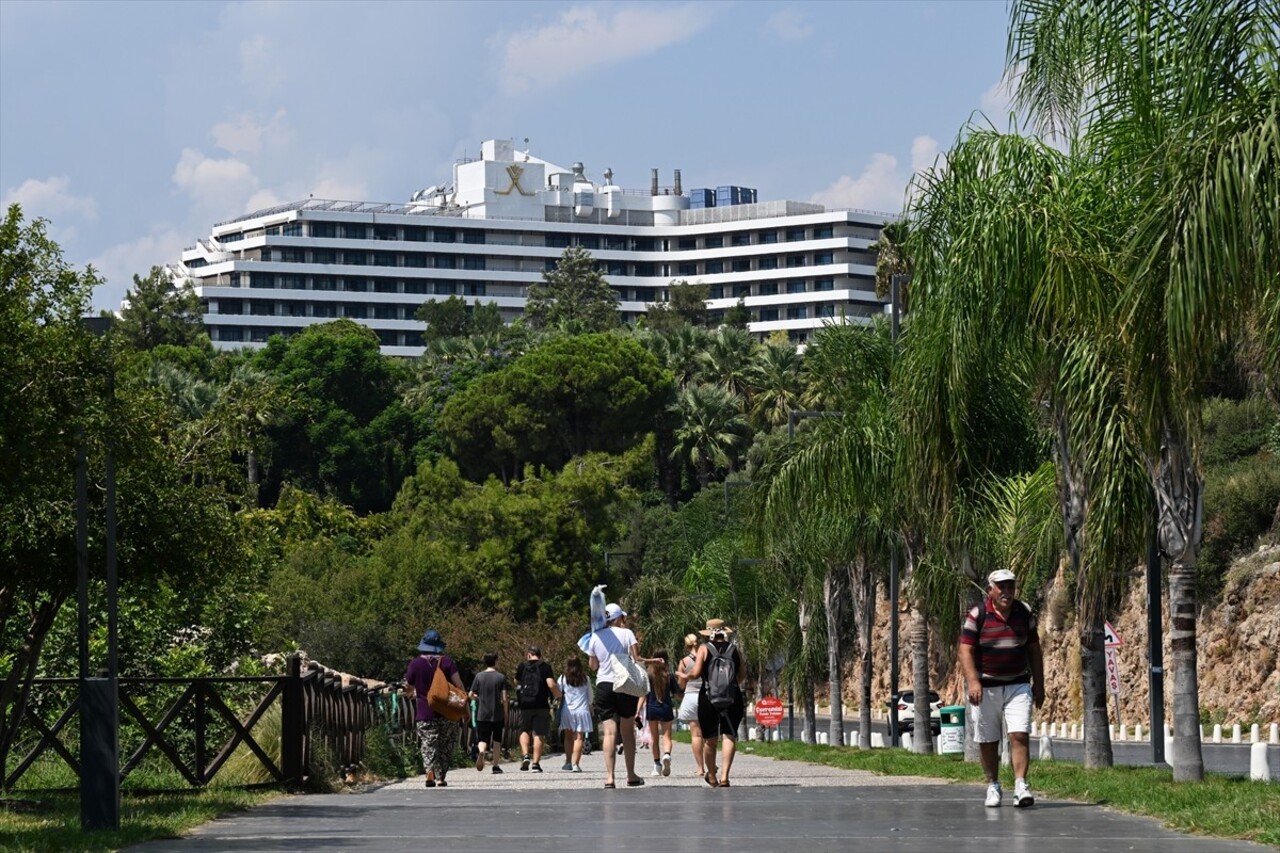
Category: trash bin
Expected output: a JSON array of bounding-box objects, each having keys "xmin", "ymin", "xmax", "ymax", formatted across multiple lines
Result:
[{"xmin": 939, "ymin": 705, "xmax": 965, "ymax": 754}]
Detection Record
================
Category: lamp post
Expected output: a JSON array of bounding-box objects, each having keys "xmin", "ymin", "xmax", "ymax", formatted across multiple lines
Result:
[{"xmin": 78, "ymin": 316, "xmax": 119, "ymax": 830}]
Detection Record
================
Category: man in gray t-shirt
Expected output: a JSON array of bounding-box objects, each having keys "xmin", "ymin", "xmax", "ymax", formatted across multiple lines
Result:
[{"xmin": 469, "ymin": 652, "xmax": 508, "ymax": 773}]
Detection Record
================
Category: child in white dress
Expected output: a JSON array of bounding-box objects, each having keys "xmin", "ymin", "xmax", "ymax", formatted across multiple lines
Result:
[{"xmin": 558, "ymin": 656, "xmax": 593, "ymax": 771}]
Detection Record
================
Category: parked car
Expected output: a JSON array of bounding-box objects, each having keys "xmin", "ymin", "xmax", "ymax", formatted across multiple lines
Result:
[{"xmin": 892, "ymin": 690, "xmax": 942, "ymax": 735}]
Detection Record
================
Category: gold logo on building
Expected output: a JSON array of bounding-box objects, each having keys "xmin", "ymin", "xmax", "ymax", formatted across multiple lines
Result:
[{"xmin": 496, "ymin": 164, "xmax": 536, "ymax": 197}]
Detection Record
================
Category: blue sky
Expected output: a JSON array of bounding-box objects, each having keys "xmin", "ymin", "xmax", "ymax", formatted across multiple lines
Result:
[{"xmin": 1, "ymin": 0, "xmax": 1013, "ymax": 310}]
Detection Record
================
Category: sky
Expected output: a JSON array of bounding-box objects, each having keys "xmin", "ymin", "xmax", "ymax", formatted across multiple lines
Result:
[{"xmin": 0, "ymin": 0, "xmax": 1015, "ymax": 311}]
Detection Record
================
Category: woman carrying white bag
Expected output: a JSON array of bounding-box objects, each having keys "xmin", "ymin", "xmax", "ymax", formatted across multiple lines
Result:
[{"xmin": 586, "ymin": 602, "xmax": 646, "ymax": 789}]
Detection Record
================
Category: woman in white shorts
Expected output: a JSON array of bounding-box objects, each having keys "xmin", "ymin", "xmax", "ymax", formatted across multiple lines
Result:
[{"xmin": 675, "ymin": 633, "xmax": 705, "ymax": 777}]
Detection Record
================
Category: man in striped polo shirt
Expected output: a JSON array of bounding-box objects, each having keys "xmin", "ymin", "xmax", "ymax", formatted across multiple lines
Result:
[{"xmin": 958, "ymin": 568, "xmax": 1045, "ymax": 808}]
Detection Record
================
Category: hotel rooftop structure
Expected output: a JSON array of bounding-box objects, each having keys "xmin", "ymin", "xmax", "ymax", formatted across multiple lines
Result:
[{"xmin": 175, "ymin": 139, "xmax": 890, "ymax": 356}]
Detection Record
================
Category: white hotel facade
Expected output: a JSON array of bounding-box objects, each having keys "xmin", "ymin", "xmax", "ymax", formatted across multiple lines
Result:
[{"xmin": 175, "ymin": 139, "xmax": 889, "ymax": 356}]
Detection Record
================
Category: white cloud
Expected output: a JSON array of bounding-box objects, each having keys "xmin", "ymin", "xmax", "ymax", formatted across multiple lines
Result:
[
  {"xmin": 810, "ymin": 135, "xmax": 940, "ymax": 213},
  {"xmin": 498, "ymin": 4, "xmax": 712, "ymax": 95},
  {"xmin": 172, "ymin": 148, "xmax": 261, "ymax": 215},
  {"xmin": 90, "ymin": 229, "xmax": 188, "ymax": 309},
  {"xmin": 764, "ymin": 8, "xmax": 812, "ymax": 42},
  {"xmin": 2, "ymin": 175, "xmax": 97, "ymax": 221},
  {"xmin": 212, "ymin": 109, "xmax": 290, "ymax": 155}
]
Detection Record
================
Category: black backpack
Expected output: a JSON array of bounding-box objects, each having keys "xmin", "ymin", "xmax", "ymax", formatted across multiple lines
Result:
[
  {"xmin": 517, "ymin": 662, "xmax": 546, "ymax": 708},
  {"xmin": 704, "ymin": 642, "xmax": 738, "ymax": 710}
]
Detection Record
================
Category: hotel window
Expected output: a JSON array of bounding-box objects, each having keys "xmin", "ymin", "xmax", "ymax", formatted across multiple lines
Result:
[
  {"xmin": 813, "ymin": 225, "xmax": 834, "ymax": 239},
  {"xmin": 313, "ymin": 250, "xmax": 334, "ymax": 264},
  {"xmin": 546, "ymin": 259, "xmax": 558, "ymax": 272},
  {"xmin": 377, "ymin": 330, "xmax": 399, "ymax": 346},
  {"xmin": 608, "ymin": 262, "xmax": 627, "ymax": 275},
  {"xmin": 706, "ymin": 260, "xmax": 723, "ymax": 274},
  {"xmin": 546, "ymin": 234, "xmax": 570, "ymax": 248},
  {"xmin": 435, "ymin": 281, "xmax": 456, "ymax": 295},
  {"xmin": 374, "ymin": 279, "xmax": 398, "ymax": 293},
  {"xmin": 815, "ymin": 277, "xmax": 835, "ymax": 291},
  {"xmin": 786, "ymin": 256, "xmax": 805, "ymax": 268},
  {"xmin": 435, "ymin": 255, "xmax": 456, "ymax": 270},
  {"xmin": 286, "ymin": 301, "xmax": 307, "ymax": 317},
  {"xmin": 463, "ymin": 256, "xmax": 486, "ymax": 271},
  {"xmin": 404, "ymin": 331, "xmax": 425, "ymax": 347},
  {"xmin": 709, "ymin": 286, "xmax": 724, "ymax": 298},
  {"xmin": 404, "ymin": 253, "xmax": 426, "ymax": 268},
  {"xmin": 758, "ymin": 257, "xmax": 778, "ymax": 270},
  {"xmin": 786, "ymin": 306, "xmax": 806, "ymax": 320},
  {"xmin": 633, "ymin": 238, "xmax": 656, "ymax": 251},
  {"xmin": 678, "ymin": 238, "xmax": 696, "ymax": 250},
  {"xmin": 732, "ymin": 259, "xmax": 751, "ymax": 272},
  {"xmin": 250, "ymin": 273, "xmax": 273, "ymax": 289},
  {"xmin": 787, "ymin": 280, "xmax": 807, "ymax": 294},
  {"xmin": 732, "ymin": 233, "xmax": 751, "ymax": 246},
  {"xmin": 463, "ymin": 282, "xmax": 487, "ymax": 296},
  {"xmin": 576, "ymin": 235, "xmax": 599, "ymax": 250},
  {"xmin": 314, "ymin": 276, "xmax": 335, "ymax": 291},
  {"xmin": 704, "ymin": 236, "xmax": 723, "ymax": 249},
  {"xmin": 759, "ymin": 282, "xmax": 778, "ymax": 296},
  {"xmin": 345, "ymin": 304, "xmax": 366, "ymax": 319},
  {"xmin": 403, "ymin": 280, "xmax": 428, "ymax": 295},
  {"xmin": 313, "ymin": 302, "xmax": 337, "ymax": 318},
  {"xmin": 375, "ymin": 226, "xmax": 398, "ymax": 241},
  {"xmin": 342, "ymin": 224, "xmax": 366, "ymax": 240},
  {"xmin": 404, "ymin": 226, "xmax": 428, "ymax": 242},
  {"xmin": 814, "ymin": 252, "xmax": 834, "ymax": 265},
  {"xmin": 786, "ymin": 227, "xmax": 806, "ymax": 242},
  {"xmin": 678, "ymin": 262, "xmax": 697, "ymax": 276},
  {"xmin": 220, "ymin": 299, "xmax": 243, "ymax": 315},
  {"xmin": 434, "ymin": 229, "xmax": 456, "ymax": 243},
  {"xmin": 605, "ymin": 236, "xmax": 628, "ymax": 250},
  {"xmin": 634, "ymin": 263, "xmax": 655, "ymax": 276},
  {"xmin": 462, "ymin": 230, "xmax": 485, "ymax": 244},
  {"xmin": 283, "ymin": 222, "xmax": 303, "ymax": 237},
  {"xmin": 374, "ymin": 252, "xmax": 396, "ymax": 267},
  {"xmin": 250, "ymin": 328, "xmax": 270, "ymax": 343},
  {"xmin": 816, "ymin": 304, "xmax": 836, "ymax": 318},
  {"xmin": 281, "ymin": 249, "xmax": 305, "ymax": 262},
  {"xmin": 758, "ymin": 308, "xmax": 779, "ymax": 321},
  {"xmin": 733, "ymin": 284, "xmax": 751, "ymax": 298},
  {"xmin": 250, "ymin": 301, "xmax": 274, "ymax": 316},
  {"xmin": 345, "ymin": 279, "xmax": 368, "ymax": 293},
  {"xmin": 345, "ymin": 251, "xmax": 368, "ymax": 266},
  {"xmin": 280, "ymin": 276, "xmax": 303, "ymax": 290},
  {"xmin": 311, "ymin": 222, "xmax": 336, "ymax": 239},
  {"xmin": 759, "ymin": 230, "xmax": 778, "ymax": 244}
]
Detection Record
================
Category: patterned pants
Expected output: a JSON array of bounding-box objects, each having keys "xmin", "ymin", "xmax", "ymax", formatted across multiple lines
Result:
[{"xmin": 416, "ymin": 718, "xmax": 458, "ymax": 779}]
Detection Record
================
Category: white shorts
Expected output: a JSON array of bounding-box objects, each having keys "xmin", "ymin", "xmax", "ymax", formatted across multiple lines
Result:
[
  {"xmin": 970, "ymin": 682, "xmax": 1033, "ymax": 743},
  {"xmin": 677, "ymin": 690, "xmax": 700, "ymax": 723}
]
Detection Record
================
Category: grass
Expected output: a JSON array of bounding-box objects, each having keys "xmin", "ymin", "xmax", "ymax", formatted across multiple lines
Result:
[
  {"xmin": 0, "ymin": 786, "xmax": 284, "ymax": 852},
  {"xmin": 723, "ymin": 737, "xmax": 1280, "ymax": 847}
]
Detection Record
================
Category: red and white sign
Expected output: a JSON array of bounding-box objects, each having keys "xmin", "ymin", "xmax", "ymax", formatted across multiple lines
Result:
[
  {"xmin": 1105, "ymin": 647, "xmax": 1122, "ymax": 696},
  {"xmin": 1104, "ymin": 621, "xmax": 1124, "ymax": 648},
  {"xmin": 755, "ymin": 696, "xmax": 785, "ymax": 728}
]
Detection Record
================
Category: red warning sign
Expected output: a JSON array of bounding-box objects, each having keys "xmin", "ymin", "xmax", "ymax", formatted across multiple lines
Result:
[{"xmin": 755, "ymin": 696, "xmax": 785, "ymax": 728}]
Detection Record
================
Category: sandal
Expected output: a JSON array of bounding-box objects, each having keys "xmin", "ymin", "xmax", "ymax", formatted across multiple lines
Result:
[
  {"xmin": 626, "ymin": 777, "xmax": 645, "ymax": 787},
  {"xmin": 719, "ymin": 778, "xmax": 730, "ymax": 787},
  {"xmin": 704, "ymin": 770, "xmax": 719, "ymax": 788},
  {"xmin": 604, "ymin": 782, "xmax": 616, "ymax": 789},
  {"xmin": 424, "ymin": 778, "xmax": 436, "ymax": 788}
]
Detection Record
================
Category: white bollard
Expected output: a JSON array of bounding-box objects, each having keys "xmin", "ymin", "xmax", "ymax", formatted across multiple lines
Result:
[
  {"xmin": 1135, "ymin": 724, "xmax": 1144, "ymax": 741},
  {"xmin": 1039, "ymin": 735, "xmax": 1054, "ymax": 760},
  {"xmin": 1119, "ymin": 725, "xmax": 1127, "ymax": 741},
  {"xmin": 1250, "ymin": 724, "xmax": 1260, "ymax": 744},
  {"xmin": 1109, "ymin": 724, "xmax": 1115, "ymax": 740},
  {"xmin": 1232, "ymin": 724, "xmax": 1242, "ymax": 744},
  {"xmin": 1271, "ymin": 723, "xmax": 1279, "ymax": 745},
  {"xmin": 1070, "ymin": 724, "xmax": 1078, "ymax": 740},
  {"xmin": 1163, "ymin": 723, "xmax": 1171, "ymax": 739},
  {"xmin": 749, "ymin": 726, "xmax": 757, "ymax": 740},
  {"xmin": 1213, "ymin": 724, "xmax": 1222, "ymax": 743},
  {"xmin": 1049, "ymin": 722, "xmax": 1057, "ymax": 737},
  {"xmin": 871, "ymin": 732, "xmax": 885, "ymax": 748},
  {"xmin": 1250, "ymin": 742, "xmax": 1272, "ymax": 782},
  {"xmin": 902, "ymin": 732, "xmax": 913, "ymax": 750}
]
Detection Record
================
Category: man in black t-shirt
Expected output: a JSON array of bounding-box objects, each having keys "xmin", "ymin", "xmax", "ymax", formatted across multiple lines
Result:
[
  {"xmin": 514, "ymin": 646, "xmax": 562, "ymax": 771},
  {"xmin": 469, "ymin": 651, "xmax": 508, "ymax": 773}
]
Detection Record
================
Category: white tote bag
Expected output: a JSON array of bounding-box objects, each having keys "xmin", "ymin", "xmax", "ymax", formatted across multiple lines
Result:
[{"xmin": 610, "ymin": 654, "xmax": 650, "ymax": 698}]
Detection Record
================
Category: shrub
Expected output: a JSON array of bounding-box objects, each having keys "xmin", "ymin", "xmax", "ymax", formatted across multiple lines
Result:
[
  {"xmin": 1201, "ymin": 397, "xmax": 1277, "ymax": 466},
  {"xmin": 1199, "ymin": 455, "xmax": 1280, "ymax": 595}
]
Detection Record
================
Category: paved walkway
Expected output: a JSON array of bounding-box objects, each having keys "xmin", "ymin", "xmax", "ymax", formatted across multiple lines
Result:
[{"xmin": 130, "ymin": 750, "xmax": 1273, "ymax": 852}]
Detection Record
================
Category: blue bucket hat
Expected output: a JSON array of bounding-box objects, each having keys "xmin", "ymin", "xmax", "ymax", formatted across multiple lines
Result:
[{"xmin": 417, "ymin": 629, "xmax": 446, "ymax": 654}]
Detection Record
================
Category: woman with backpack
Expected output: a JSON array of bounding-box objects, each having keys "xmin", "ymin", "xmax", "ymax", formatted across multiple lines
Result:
[
  {"xmin": 677, "ymin": 618, "xmax": 745, "ymax": 788},
  {"xmin": 404, "ymin": 629, "xmax": 467, "ymax": 788},
  {"xmin": 644, "ymin": 649, "xmax": 679, "ymax": 777},
  {"xmin": 675, "ymin": 633, "xmax": 706, "ymax": 778}
]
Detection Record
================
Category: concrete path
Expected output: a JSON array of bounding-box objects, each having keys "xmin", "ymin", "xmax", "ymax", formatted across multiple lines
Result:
[{"xmin": 129, "ymin": 750, "xmax": 1273, "ymax": 853}]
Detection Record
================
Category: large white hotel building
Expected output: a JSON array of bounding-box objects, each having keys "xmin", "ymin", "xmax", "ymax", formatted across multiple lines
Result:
[{"xmin": 175, "ymin": 139, "xmax": 889, "ymax": 356}]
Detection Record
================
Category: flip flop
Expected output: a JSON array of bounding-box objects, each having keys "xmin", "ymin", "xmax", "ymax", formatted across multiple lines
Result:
[
  {"xmin": 603, "ymin": 782, "xmax": 616, "ymax": 789},
  {"xmin": 626, "ymin": 778, "xmax": 645, "ymax": 787},
  {"xmin": 704, "ymin": 771, "xmax": 719, "ymax": 788},
  {"xmin": 719, "ymin": 779, "xmax": 730, "ymax": 787}
]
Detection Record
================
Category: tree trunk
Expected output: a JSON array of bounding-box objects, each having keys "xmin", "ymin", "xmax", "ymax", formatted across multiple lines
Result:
[
  {"xmin": 803, "ymin": 677, "xmax": 817, "ymax": 744},
  {"xmin": 797, "ymin": 593, "xmax": 816, "ymax": 743},
  {"xmin": 824, "ymin": 566, "xmax": 845, "ymax": 747},
  {"xmin": 0, "ymin": 593, "xmax": 66, "ymax": 786},
  {"xmin": 858, "ymin": 569, "xmax": 875, "ymax": 749},
  {"xmin": 1153, "ymin": 417, "xmax": 1205, "ymax": 782},
  {"xmin": 1080, "ymin": 615, "xmax": 1114, "ymax": 768},
  {"xmin": 910, "ymin": 600, "xmax": 933, "ymax": 754}
]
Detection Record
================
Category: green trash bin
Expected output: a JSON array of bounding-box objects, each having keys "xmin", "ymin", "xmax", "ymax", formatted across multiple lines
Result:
[{"xmin": 939, "ymin": 705, "xmax": 965, "ymax": 754}]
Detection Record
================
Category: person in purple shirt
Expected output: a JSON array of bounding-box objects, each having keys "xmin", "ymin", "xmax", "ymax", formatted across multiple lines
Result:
[{"xmin": 405, "ymin": 629, "xmax": 466, "ymax": 787}]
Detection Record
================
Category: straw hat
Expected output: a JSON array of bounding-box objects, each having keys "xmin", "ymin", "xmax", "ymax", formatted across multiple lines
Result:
[{"xmin": 698, "ymin": 618, "xmax": 734, "ymax": 637}]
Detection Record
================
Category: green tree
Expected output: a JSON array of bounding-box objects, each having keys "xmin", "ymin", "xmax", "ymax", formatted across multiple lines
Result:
[
  {"xmin": 524, "ymin": 246, "xmax": 619, "ymax": 332},
  {"xmin": 722, "ymin": 298, "xmax": 751, "ymax": 330},
  {"xmin": 416, "ymin": 295, "xmax": 471, "ymax": 339},
  {"xmin": 669, "ymin": 383, "xmax": 749, "ymax": 488},
  {"xmin": 116, "ymin": 265, "xmax": 208, "ymax": 350}
]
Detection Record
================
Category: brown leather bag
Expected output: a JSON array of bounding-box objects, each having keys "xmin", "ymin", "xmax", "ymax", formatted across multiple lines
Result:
[{"xmin": 426, "ymin": 658, "xmax": 468, "ymax": 721}]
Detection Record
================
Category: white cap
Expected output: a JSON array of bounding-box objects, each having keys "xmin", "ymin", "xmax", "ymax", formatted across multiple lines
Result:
[
  {"xmin": 988, "ymin": 569, "xmax": 1017, "ymax": 585},
  {"xmin": 605, "ymin": 603, "xmax": 626, "ymax": 621}
]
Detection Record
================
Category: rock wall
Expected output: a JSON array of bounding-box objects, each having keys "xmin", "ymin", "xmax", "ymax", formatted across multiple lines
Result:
[{"xmin": 852, "ymin": 544, "xmax": 1280, "ymax": 727}]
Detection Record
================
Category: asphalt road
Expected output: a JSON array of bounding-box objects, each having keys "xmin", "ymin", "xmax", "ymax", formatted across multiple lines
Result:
[{"xmin": 128, "ymin": 750, "xmax": 1274, "ymax": 853}]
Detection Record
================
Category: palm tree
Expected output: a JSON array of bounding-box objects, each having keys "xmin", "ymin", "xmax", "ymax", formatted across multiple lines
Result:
[
  {"xmin": 669, "ymin": 384, "xmax": 749, "ymax": 488},
  {"xmin": 698, "ymin": 326, "xmax": 755, "ymax": 401},
  {"xmin": 747, "ymin": 342, "xmax": 805, "ymax": 431},
  {"xmin": 1007, "ymin": 0, "xmax": 1280, "ymax": 781}
]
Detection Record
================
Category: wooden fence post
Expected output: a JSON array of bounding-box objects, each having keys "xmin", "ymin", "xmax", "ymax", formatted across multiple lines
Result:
[{"xmin": 281, "ymin": 654, "xmax": 304, "ymax": 786}]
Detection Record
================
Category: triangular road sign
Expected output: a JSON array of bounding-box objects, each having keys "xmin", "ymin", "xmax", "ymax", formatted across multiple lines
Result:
[{"xmin": 1104, "ymin": 620, "xmax": 1123, "ymax": 647}]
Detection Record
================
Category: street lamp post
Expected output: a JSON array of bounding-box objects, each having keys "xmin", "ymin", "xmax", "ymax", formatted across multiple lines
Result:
[{"xmin": 78, "ymin": 316, "xmax": 119, "ymax": 831}]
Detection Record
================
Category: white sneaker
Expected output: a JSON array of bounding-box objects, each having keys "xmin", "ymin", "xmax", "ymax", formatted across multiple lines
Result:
[
  {"xmin": 1014, "ymin": 781, "xmax": 1035, "ymax": 808},
  {"xmin": 985, "ymin": 782, "xmax": 1002, "ymax": 807},
  {"xmin": 661, "ymin": 753, "xmax": 671, "ymax": 777}
]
